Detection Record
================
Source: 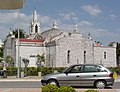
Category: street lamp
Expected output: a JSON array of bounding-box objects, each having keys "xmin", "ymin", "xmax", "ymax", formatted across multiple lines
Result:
[{"xmin": 0, "ymin": 0, "xmax": 25, "ymax": 78}]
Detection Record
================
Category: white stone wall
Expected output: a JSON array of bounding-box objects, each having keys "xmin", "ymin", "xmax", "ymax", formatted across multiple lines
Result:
[
  {"xmin": 3, "ymin": 36, "xmax": 16, "ymax": 63},
  {"xmin": 15, "ymin": 45, "xmax": 44, "ymax": 67},
  {"xmin": 55, "ymin": 33, "xmax": 94, "ymax": 67},
  {"xmin": 94, "ymin": 46, "xmax": 116, "ymax": 67},
  {"xmin": 46, "ymin": 32, "xmax": 116, "ymax": 67},
  {"xmin": 45, "ymin": 45, "xmax": 56, "ymax": 67}
]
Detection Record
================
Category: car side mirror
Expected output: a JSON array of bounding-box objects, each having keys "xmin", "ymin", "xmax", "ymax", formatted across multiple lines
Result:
[{"xmin": 64, "ymin": 71, "xmax": 68, "ymax": 75}]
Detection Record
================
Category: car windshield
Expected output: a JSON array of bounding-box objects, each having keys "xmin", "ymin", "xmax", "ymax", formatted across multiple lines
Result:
[{"xmin": 61, "ymin": 67, "xmax": 69, "ymax": 73}]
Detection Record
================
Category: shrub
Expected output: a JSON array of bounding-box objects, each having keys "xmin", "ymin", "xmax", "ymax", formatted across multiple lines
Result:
[
  {"xmin": 42, "ymin": 84, "xmax": 76, "ymax": 92},
  {"xmin": 108, "ymin": 66, "xmax": 120, "ymax": 75},
  {"xmin": 27, "ymin": 67, "xmax": 38, "ymax": 76},
  {"xmin": 41, "ymin": 67, "xmax": 53, "ymax": 76},
  {"xmin": 6, "ymin": 67, "xmax": 17, "ymax": 76},
  {"xmin": 59, "ymin": 86, "xmax": 76, "ymax": 92},
  {"xmin": 42, "ymin": 84, "xmax": 59, "ymax": 92},
  {"xmin": 54, "ymin": 67, "xmax": 66, "ymax": 73},
  {"xmin": 4, "ymin": 66, "xmax": 70, "ymax": 76},
  {"xmin": 84, "ymin": 89, "xmax": 99, "ymax": 92}
]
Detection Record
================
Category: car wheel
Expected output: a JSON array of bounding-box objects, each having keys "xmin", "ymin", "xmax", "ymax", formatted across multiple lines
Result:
[
  {"xmin": 48, "ymin": 79, "xmax": 59, "ymax": 86},
  {"xmin": 95, "ymin": 80, "xmax": 106, "ymax": 89}
]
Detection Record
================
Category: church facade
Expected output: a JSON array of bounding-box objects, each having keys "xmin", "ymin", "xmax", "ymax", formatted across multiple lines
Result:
[{"xmin": 3, "ymin": 10, "xmax": 116, "ymax": 67}]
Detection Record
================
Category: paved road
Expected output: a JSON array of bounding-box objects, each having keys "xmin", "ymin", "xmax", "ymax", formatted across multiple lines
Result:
[{"xmin": 0, "ymin": 81, "xmax": 119, "ymax": 89}]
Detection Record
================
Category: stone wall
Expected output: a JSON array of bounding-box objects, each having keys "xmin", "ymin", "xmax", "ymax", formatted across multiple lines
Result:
[{"xmin": 94, "ymin": 46, "xmax": 116, "ymax": 67}]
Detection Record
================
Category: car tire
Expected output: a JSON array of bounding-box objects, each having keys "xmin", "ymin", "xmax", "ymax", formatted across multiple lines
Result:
[
  {"xmin": 47, "ymin": 79, "xmax": 59, "ymax": 87},
  {"xmin": 95, "ymin": 80, "xmax": 106, "ymax": 89}
]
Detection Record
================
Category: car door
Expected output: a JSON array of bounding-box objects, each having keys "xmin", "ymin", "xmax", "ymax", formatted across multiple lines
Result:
[
  {"xmin": 58, "ymin": 65, "xmax": 83, "ymax": 86},
  {"xmin": 78, "ymin": 65, "xmax": 100, "ymax": 86}
]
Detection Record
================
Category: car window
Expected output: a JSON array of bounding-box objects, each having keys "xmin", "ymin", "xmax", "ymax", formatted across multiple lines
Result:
[
  {"xmin": 83, "ymin": 65, "xmax": 98, "ymax": 72},
  {"xmin": 83, "ymin": 65, "xmax": 106, "ymax": 73},
  {"xmin": 68, "ymin": 65, "xmax": 82, "ymax": 73},
  {"xmin": 96, "ymin": 66, "xmax": 107, "ymax": 72}
]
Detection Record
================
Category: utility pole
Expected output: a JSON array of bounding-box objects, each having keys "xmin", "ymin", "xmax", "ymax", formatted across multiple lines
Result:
[{"xmin": 0, "ymin": 0, "xmax": 25, "ymax": 78}]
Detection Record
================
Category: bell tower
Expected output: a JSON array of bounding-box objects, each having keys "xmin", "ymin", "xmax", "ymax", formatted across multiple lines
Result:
[{"xmin": 29, "ymin": 10, "xmax": 40, "ymax": 35}]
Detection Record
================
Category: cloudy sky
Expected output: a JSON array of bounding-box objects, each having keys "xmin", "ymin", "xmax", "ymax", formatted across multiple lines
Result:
[{"xmin": 0, "ymin": 0, "xmax": 120, "ymax": 45}]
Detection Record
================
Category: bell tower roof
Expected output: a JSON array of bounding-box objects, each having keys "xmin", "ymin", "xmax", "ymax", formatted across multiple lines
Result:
[{"xmin": 33, "ymin": 10, "xmax": 38, "ymax": 22}]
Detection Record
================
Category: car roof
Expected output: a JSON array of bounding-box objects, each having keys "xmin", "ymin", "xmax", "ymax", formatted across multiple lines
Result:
[{"xmin": 70, "ymin": 64, "xmax": 103, "ymax": 67}]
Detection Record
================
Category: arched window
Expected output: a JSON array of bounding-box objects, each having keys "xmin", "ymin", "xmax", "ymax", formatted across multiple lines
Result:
[
  {"xmin": 84, "ymin": 51, "xmax": 86, "ymax": 63},
  {"xmin": 67, "ymin": 50, "xmax": 70, "ymax": 63},
  {"xmin": 104, "ymin": 52, "xmax": 106, "ymax": 59},
  {"xmin": 35, "ymin": 25, "xmax": 38, "ymax": 33}
]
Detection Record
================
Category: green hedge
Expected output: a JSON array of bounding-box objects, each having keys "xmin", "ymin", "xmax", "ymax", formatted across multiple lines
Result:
[
  {"xmin": 42, "ymin": 84, "xmax": 59, "ymax": 92},
  {"xmin": 42, "ymin": 84, "xmax": 99, "ymax": 92},
  {"xmin": 84, "ymin": 89, "xmax": 99, "ymax": 92},
  {"xmin": 3, "ymin": 66, "xmax": 120, "ymax": 76},
  {"xmin": 59, "ymin": 86, "xmax": 76, "ymax": 92},
  {"xmin": 42, "ymin": 84, "xmax": 76, "ymax": 92},
  {"xmin": 108, "ymin": 66, "xmax": 120, "ymax": 74},
  {"xmin": 4, "ymin": 67, "xmax": 66, "ymax": 76},
  {"xmin": 6, "ymin": 67, "xmax": 17, "ymax": 76},
  {"xmin": 5, "ymin": 65, "xmax": 120, "ymax": 76}
]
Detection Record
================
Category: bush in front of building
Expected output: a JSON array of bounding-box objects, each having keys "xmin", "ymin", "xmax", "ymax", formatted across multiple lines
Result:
[
  {"xmin": 40, "ymin": 67, "xmax": 53, "ymax": 76},
  {"xmin": 108, "ymin": 66, "xmax": 120, "ymax": 75},
  {"xmin": 54, "ymin": 67, "xmax": 66, "ymax": 73},
  {"xmin": 5, "ymin": 66, "xmax": 65, "ymax": 76},
  {"xmin": 5, "ymin": 66, "xmax": 120, "ymax": 76},
  {"xmin": 26, "ymin": 67, "xmax": 38, "ymax": 76},
  {"xmin": 6, "ymin": 67, "xmax": 17, "ymax": 76},
  {"xmin": 37, "ymin": 67, "xmax": 66, "ymax": 76}
]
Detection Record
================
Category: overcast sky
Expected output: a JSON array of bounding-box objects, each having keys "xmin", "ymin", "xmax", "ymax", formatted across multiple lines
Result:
[{"xmin": 0, "ymin": 0, "xmax": 120, "ymax": 46}]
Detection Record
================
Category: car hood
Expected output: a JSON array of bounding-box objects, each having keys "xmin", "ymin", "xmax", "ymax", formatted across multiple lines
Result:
[{"xmin": 43, "ymin": 73, "xmax": 65, "ymax": 80}]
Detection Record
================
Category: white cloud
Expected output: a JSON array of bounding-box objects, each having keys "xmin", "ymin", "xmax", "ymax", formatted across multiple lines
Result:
[
  {"xmin": 79, "ymin": 21, "xmax": 93, "ymax": 27},
  {"xmin": 59, "ymin": 12, "xmax": 78, "ymax": 22},
  {"xmin": 0, "ymin": 11, "xmax": 31, "ymax": 40},
  {"xmin": 0, "ymin": 11, "xmax": 59, "ymax": 39},
  {"xmin": 109, "ymin": 14, "xmax": 117, "ymax": 20},
  {"xmin": 0, "ymin": 12, "xmax": 18, "ymax": 24},
  {"xmin": 60, "ymin": 20, "xmax": 119, "ymax": 45},
  {"xmin": 81, "ymin": 5, "xmax": 102, "ymax": 16}
]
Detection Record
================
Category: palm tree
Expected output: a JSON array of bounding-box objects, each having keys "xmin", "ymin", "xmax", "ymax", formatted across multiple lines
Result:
[
  {"xmin": 36, "ymin": 54, "xmax": 45, "ymax": 67},
  {"xmin": 22, "ymin": 58, "xmax": 29, "ymax": 77}
]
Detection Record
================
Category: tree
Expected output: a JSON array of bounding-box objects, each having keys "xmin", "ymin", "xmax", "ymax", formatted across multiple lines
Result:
[
  {"xmin": 108, "ymin": 42, "xmax": 115, "ymax": 46},
  {"xmin": 12, "ymin": 29, "xmax": 26, "ymax": 38},
  {"xmin": 0, "ymin": 46, "xmax": 3, "ymax": 61},
  {"xmin": 22, "ymin": 58, "xmax": 29, "ymax": 77},
  {"xmin": 36, "ymin": 54, "xmax": 45, "ymax": 67},
  {"xmin": 4, "ymin": 55, "xmax": 14, "ymax": 66},
  {"xmin": 116, "ymin": 43, "xmax": 120, "ymax": 65}
]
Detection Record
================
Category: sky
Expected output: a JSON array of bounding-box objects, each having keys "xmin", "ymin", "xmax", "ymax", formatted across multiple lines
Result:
[{"xmin": 0, "ymin": 0, "xmax": 120, "ymax": 46}]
